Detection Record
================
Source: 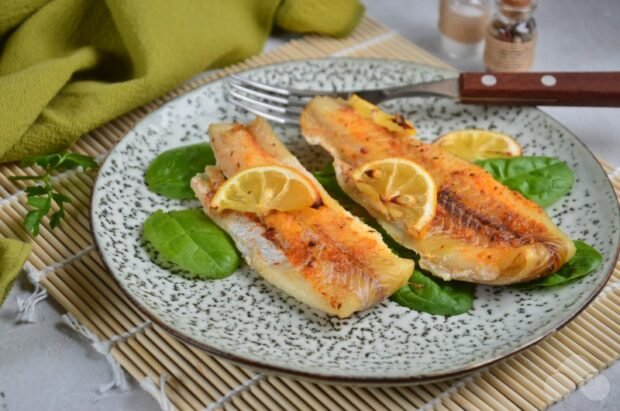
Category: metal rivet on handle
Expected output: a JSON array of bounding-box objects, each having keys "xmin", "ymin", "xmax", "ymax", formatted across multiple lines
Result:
[
  {"xmin": 481, "ymin": 74, "xmax": 497, "ymax": 86},
  {"xmin": 541, "ymin": 75, "xmax": 557, "ymax": 87}
]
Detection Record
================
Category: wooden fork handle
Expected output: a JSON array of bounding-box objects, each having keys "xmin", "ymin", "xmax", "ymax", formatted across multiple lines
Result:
[{"xmin": 459, "ymin": 72, "xmax": 620, "ymax": 107}]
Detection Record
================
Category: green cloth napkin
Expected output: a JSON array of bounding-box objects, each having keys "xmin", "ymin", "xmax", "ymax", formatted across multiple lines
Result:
[
  {"xmin": 0, "ymin": 0, "xmax": 363, "ymax": 307},
  {"xmin": 0, "ymin": 239, "xmax": 32, "ymax": 306},
  {"xmin": 0, "ymin": 0, "xmax": 363, "ymax": 163}
]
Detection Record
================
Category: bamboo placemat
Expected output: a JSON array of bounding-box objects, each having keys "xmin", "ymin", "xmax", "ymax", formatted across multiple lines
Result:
[{"xmin": 2, "ymin": 17, "xmax": 619, "ymax": 411}]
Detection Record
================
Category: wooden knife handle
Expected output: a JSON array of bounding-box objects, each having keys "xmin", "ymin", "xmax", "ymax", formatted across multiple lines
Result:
[{"xmin": 459, "ymin": 72, "xmax": 620, "ymax": 107}]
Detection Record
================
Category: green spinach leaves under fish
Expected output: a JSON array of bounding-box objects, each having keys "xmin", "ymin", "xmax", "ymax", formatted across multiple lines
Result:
[
  {"xmin": 143, "ymin": 144, "xmax": 240, "ymax": 279},
  {"xmin": 391, "ymin": 270, "xmax": 475, "ymax": 316},
  {"xmin": 142, "ymin": 144, "xmax": 603, "ymax": 317},
  {"xmin": 313, "ymin": 159, "xmax": 602, "ymax": 315},
  {"xmin": 476, "ymin": 156, "xmax": 574, "ymax": 207},
  {"xmin": 514, "ymin": 241, "xmax": 602, "ymax": 290},
  {"xmin": 145, "ymin": 143, "xmax": 215, "ymax": 200}
]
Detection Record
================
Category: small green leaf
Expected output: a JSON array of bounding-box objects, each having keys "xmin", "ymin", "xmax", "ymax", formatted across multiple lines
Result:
[
  {"xmin": 20, "ymin": 152, "xmax": 97, "ymax": 171},
  {"xmin": 20, "ymin": 153, "xmax": 62, "ymax": 169},
  {"xmin": 58, "ymin": 153, "xmax": 98, "ymax": 170},
  {"xmin": 23, "ymin": 209, "xmax": 45, "ymax": 236},
  {"xmin": 143, "ymin": 209, "xmax": 239, "ymax": 279},
  {"xmin": 27, "ymin": 195, "xmax": 51, "ymax": 211},
  {"xmin": 515, "ymin": 241, "xmax": 603, "ymax": 289},
  {"xmin": 476, "ymin": 156, "xmax": 575, "ymax": 207},
  {"xmin": 50, "ymin": 209, "xmax": 65, "ymax": 229},
  {"xmin": 391, "ymin": 270, "xmax": 474, "ymax": 316},
  {"xmin": 52, "ymin": 192, "xmax": 71, "ymax": 204},
  {"xmin": 145, "ymin": 143, "xmax": 215, "ymax": 200},
  {"xmin": 24, "ymin": 185, "xmax": 48, "ymax": 196}
]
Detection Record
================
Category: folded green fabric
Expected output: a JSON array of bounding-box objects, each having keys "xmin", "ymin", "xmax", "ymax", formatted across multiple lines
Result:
[
  {"xmin": 0, "ymin": 239, "xmax": 32, "ymax": 306},
  {"xmin": 0, "ymin": 0, "xmax": 363, "ymax": 307},
  {"xmin": 0, "ymin": 0, "xmax": 364, "ymax": 163}
]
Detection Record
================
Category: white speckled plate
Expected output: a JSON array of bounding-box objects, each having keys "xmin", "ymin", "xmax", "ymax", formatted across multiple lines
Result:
[{"xmin": 91, "ymin": 58, "xmax": 620, "ymax": 384}]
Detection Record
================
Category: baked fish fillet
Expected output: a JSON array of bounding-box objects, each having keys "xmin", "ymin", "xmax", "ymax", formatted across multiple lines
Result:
[
  {"xmin": 191, "ymin": 118, "xmax": 413, "ymax": 318},
  {"xmin": 300, "ymin": 97, "xmax": 575, "ymax": 285}
]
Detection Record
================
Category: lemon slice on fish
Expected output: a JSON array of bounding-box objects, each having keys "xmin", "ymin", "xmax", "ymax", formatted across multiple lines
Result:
[
  {"xmin": 348, "ymin": 95, "xmax": 416, "ymax": 135},
  {"xmin": 211, "ymin": 165, "xmax": 322, "ymax": 214},
  {"xmin": 351, "ymin": 158, "xmax": 437, "ymax": 232},
  {"xmin": 434, "ymin": 129, "xmax": 522, "ymax": 162}
]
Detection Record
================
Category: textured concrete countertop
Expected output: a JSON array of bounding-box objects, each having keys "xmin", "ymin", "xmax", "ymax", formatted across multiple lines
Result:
[{"xmin": 1, "ymin": 1, "xmax": 618, "ymax": 410}]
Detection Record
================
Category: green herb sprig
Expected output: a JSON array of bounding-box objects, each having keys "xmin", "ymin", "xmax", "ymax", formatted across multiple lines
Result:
[{"xmin": 9, "ymin": 152, "xmax": 97, "ymax": 236}]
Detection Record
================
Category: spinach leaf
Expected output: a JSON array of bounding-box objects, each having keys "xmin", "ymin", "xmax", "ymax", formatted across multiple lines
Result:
[
  {"xmin": 313, "ymin": 164, "xmax": 472, "ymax": 315},
  {"xmin": 390, "ymin": 270, "xmax": 474, "ymax": 316},
  {"xmin": 476, "ymin": 156, "xmax": 574, "ymax": 207},
  {"xmin": 146, "ymin": 143, "xmax": 215, "ymax": 200},
  {"xmin": 515, "ymin": 240, "xmax": 603, "ymax": 290},
  {"xmin": 143, "ymin": 209, "xmax": 239, "ymax": 279}
]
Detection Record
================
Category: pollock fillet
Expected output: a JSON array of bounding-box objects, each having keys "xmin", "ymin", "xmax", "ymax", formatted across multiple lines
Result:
[
  {"xmin": 300, "ymin": 97, "xmax": 575, "ymax": 285},
  {"xmin": 191, "ymin": 118, "xmax": 413, "ymax": 318}
]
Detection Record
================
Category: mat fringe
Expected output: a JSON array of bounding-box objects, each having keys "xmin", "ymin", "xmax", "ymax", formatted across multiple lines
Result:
[
  {"xmin": 140, "ymin": 374, "xmax": 175, "ymax": 411},
  {"xmin": 16, "ymin": 246, "xmax": 95, "ymax": 323},
  {"xmin": 62, "ymin": 313, "xmax": 151, "ymax": 393}
]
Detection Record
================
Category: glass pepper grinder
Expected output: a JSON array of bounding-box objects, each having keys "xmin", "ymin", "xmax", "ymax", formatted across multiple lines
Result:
[{"xmin": 484, "ymin": 0, "xmax": 537, "ymax": 72}]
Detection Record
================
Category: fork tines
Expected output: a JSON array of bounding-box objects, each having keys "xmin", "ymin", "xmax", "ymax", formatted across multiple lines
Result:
[{"xmin": 227, "ymin": 74, "xmax": 314, "ymax": 125}]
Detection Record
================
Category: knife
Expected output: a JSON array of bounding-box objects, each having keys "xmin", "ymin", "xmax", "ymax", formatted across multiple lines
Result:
[{"xmin": 376, "ymin": 72, "xmax": 620, "ymax": 107}]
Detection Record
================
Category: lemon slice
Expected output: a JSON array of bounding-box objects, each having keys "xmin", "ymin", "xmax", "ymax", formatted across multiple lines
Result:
[
  {"xmin": 434, "ymin": 129, "xmax": 522, "ymax": 162},
  {"xmin": 211, "ymin": 165, "xmax": 321, "ymax": 214},
  {"xmin": 348, "ymin": 95, "xmax": 416, "ymax": 135},
  {"xmin": 351, "ymin": 158, "xmax": 437, "ymax": 231}
]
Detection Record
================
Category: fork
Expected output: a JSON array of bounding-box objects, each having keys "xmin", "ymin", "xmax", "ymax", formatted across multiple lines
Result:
[{"xmin": 227, "ymin": 72, "xmax": 620, "ymax": 125}]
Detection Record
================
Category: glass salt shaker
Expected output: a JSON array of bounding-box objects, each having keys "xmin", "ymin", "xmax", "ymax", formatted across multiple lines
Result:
[
  {"xmin": 439, "ymin": 0, "xmax": 491, "ymax": 59},
  {"xmin": 484, "ymin": 0, "xmax": 537, "ymax": 71}
]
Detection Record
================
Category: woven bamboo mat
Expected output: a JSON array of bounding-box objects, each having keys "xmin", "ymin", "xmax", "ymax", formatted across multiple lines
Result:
[{"xmin": 2, "ymin": 17, "xmax": 619, "ymax": 410}]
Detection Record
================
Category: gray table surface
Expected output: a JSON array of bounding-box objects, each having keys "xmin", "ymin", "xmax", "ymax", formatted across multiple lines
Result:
[{"xmin": 1, "ymin": 1, "xmax": 618, "ymax": 410}]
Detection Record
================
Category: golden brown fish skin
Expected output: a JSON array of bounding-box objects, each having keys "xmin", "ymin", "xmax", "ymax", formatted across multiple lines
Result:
[
  {"xmin": 300, "ymin": 97, "xmax": 575, "ymax": 285},
  {"xmin": 192, "ymin": 118, "xmax": 413, "ymax": 317}
]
